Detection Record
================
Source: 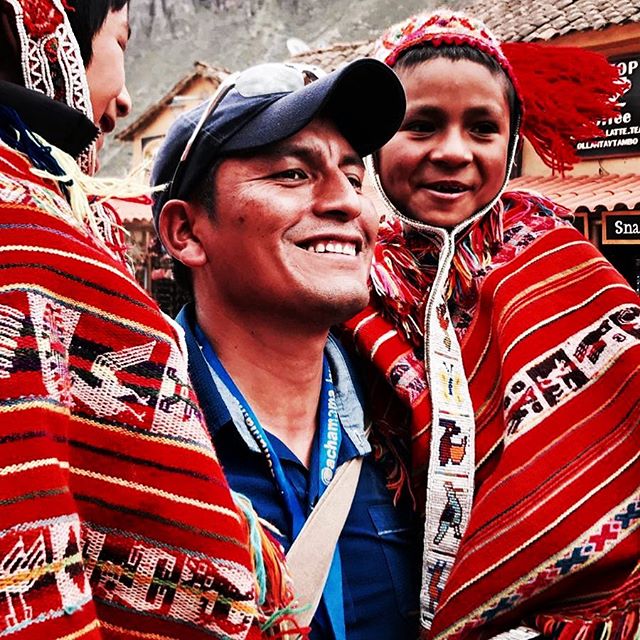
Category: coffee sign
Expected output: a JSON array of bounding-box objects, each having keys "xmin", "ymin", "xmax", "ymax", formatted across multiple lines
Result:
[
  {"xmin": 575, "ymin": 56, "xmax": 640, "ymax": 158},
  {"xmin": 602, "ymin": 211, "xmax": 640, "ymax": 244}
]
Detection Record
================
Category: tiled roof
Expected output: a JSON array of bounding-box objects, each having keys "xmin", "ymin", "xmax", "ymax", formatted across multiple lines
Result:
[
  {"xmin": 509, "ymin": 173, "xmax": 640, "ymax": 212},
  {"xmin": 464, "ymin": 0, "xmax": 640, "ymax": 42},
  {"xmin": 289, "ymin": 1, "xmax": 640, "ymax": 71},
  {"xmin": 289, "ymin": 40, "xmax": 374, "ymax": 71},
  {"xmin": 116, "ymin": 61, "xmax": 229, "ymax": 141}
]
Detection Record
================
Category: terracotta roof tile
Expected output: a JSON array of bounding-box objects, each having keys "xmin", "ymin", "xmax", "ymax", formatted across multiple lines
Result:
[
  {"xmin": 465, "ymin": 0, "xmax": 640, "ymax": 42},
  {"xmin": 288, "ymin": 40, "xmax": 374, "ymax": 71},
  {"xmin": 289, "ymin": 1, "xmax": 640, "ymax": 73},
  {"xmin": 509, "ymin": 174, "xmax": 640, "ymax": 212}
]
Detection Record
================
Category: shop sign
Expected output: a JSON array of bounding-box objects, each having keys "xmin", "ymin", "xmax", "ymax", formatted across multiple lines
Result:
[
  {"xmin": 575, "ymin": 56, "xmax": 640, "ymax": 159},
  {"xmin": 571, "ymin": 212, "xmax": 588, "ymax": 238},
  {"xmin": 602, "ymin": 211, "xmax": 640, "ymax": 244}
]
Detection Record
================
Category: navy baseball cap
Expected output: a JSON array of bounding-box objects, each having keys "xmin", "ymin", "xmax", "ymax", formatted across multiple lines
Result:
[{"xmin": 150, "ymin": 58, "xmax": 406, "ymax": 223}]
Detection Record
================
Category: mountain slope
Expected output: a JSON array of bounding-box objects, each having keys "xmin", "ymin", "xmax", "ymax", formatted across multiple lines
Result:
[{"xmin": 103, "ymin": 0, "xmax": 464, "ymax": 174}]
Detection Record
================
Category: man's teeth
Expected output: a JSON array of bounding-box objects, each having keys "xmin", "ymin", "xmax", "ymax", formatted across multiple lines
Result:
[{"xmin": 306, "ymin": 241, "xmax": 357, "ymax": 256}]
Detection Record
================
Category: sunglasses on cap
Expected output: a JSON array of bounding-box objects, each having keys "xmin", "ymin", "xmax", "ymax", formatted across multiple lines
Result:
[{"xmin": 167, "ymin": 62, "xmax": 325, "ymax": 201}]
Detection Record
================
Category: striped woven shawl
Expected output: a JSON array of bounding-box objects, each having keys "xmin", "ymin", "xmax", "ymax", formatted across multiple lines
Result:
[
  {"xmin": 0, "ymin": 141, "xmax": 296, "ymax": 638},
  {"xmin": 345, "ymin": 192, "xmax": 640, "ymax": 639}
]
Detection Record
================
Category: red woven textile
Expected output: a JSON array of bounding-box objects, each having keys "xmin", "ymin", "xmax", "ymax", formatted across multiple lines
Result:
[
  {"xmin": 0, "ymin": 142, "xmax": 268, "ymax": 639},
  {"xmin": 346, "ymin": 194, "xmax": 640, "ymax": 639}
]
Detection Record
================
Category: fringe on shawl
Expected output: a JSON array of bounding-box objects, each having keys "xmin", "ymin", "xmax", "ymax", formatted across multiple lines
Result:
[
  {"xmin": 370, "ymin": 411, "xmax": 416, "ymax": 509},
  {"xmin": 232, "ymin": 492, "xmax": 309, "ymax": 639},
  {"xmin": 535, "ymin": 608, "xmax": 639, "ymax": 640}
]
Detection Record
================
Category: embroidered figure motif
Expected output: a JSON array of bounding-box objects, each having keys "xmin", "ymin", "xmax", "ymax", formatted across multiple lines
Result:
[
  {"xmin": 439, "ymin": 361, "xmax": 463, "ymax": 404},
  {"xmin": 505, "ymin": 305, "xmax": 640, "ymax": 441},
  {"xmin": 152, "ymin": 343, "xmax": 208, "ymax": 446},
  {"xmin": 176, "ymin": 557, "xmax": 255, "ymax": 636},
  {"xmin": 108, "ymin": 545, "xmax": 178, "ymax": 611},
  {"xmin": 528, "ymin": 350, "xmax": 588, "ymax": 406},
  {"xmin": 574, "ymin": 319, "xmax": 612, "ymax": 364},
  {"xmin": 86, "ymin": 528, "xmax": 255, "ymax": 639},
  {"xmin": 0, "ymin": 533, "xmax": 46, "ymax": 629},
  {"xmin": 50, "ymin": 521, "xmax": 88, "ymax": 615},
  {"xmin": 389, "ymin": 355, "xmax": 427, "ymax": 406},
  {"xmin": 0, "ymin": 305, "xmax": 25, "ymax": 380},
  {"xmin": 610, "ymin": 305, "xmax": 640, "ymax": 338},
  {"xmin": 29, "ymin": 292, "xmax": 81, "ymax": 406},
  {"xmin": 504, "ymin": 382, "xmax": 544, "ymax": 434},
  {"xmin": 426, "ymin": 559, "xmax": 447, "ymax": 615},
  {"xmin": 0, "ymin": 520, "xmax": 90, "ymax": 635},
  {"xmin": 71, "ymin": 341, "xmax": 154, "ymax": 421},
  {"xmin": 436, "ymin": 302, "xmax": 452, "ymax": 350},
  {"xmin": 157, "ymin": 365, "xmax": 195, "ymax": 415},
  {"xmin": 434, "ymin": 482, "xmax": 464, "ymax": 544},
  {"xmin": 438, "ymin": 418, "xmax": 468, "ymax": 466}
]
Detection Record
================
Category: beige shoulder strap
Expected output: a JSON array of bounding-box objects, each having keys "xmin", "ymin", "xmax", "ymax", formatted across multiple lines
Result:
[{"xmin": 285, "ymin": 456, "xmax": 363, "ymax": 627}]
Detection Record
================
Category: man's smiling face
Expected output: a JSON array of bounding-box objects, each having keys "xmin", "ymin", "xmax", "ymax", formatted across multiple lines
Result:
[{"xmin": 191, "ymin": 117, "xmax": 379, "ymax": 328}]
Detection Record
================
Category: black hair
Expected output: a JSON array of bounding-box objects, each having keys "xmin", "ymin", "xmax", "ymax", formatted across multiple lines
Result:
[
  {"xmin": 0, "ymin": 6, "xmax": 20, "ymax": 83},
  {"xmin": 395, "ymin": 43, "xmax": 518, "ymax": 120},
  {"xmin": 65, "ymin": 0, "xmax": 130, "ymax": 65}
]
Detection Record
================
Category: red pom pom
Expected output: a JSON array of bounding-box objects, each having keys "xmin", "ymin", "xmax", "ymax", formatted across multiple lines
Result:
[
  {"xmin": 503, "ymin": 42, "xmax": 629, "ymax": 174},
  {"xmin": 21, "ymin": 0, "xmax": 64, "ymax": 38}
]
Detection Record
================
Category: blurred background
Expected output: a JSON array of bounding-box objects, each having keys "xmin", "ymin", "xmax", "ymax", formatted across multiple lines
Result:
[{"xmin": 106, "ymin": 0, "xmax": 640, "ymax": 312}]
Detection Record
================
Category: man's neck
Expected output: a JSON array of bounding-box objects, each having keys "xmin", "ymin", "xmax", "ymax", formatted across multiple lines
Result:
[{"xmin": 197, "ymin": 303, "xmax": 329, "ymax": 467}]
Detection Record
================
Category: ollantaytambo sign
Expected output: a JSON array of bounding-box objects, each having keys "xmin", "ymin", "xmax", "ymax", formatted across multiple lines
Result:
[
  {"xmin": 576, "ymin": 56, "xmax": 640, "ymax": 159},
  {"xmin": 602, "ymin": 211, "xmax": 640, "ymax": 244}
]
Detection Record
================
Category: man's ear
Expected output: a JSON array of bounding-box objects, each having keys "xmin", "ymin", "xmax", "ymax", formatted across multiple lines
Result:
[{"xmin": 157, "ymin": 199, "xmax": 208, "ymax": 269}]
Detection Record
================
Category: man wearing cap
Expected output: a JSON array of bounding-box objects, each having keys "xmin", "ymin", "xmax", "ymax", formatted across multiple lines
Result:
[{"xmin": 151, "ymin": 59, "xmax": 418, "ymax": 640}]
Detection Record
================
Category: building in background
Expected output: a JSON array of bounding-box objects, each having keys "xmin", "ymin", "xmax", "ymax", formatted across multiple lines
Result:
[
  {"xmin": 117, "ymin": 61, "xmax": 229, "ymax": 171},
  {"xmin": 473, "ymin": 0, "xmax": 640, "ymax": 291},
  {"xmin": 112, "ymin": 62, "xmax": 229, "ymax": 311},
  {"xmin": 112, "ymin": 1, "xmax": 640, "ymax": 309}
]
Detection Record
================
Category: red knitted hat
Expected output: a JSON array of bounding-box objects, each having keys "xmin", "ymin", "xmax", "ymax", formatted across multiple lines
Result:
[{"xmin": 374, "ymin": 9, "xmax": 628, "ymax": 173}]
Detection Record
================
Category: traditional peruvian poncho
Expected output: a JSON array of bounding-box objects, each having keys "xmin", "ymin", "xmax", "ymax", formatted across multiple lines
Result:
[
  {"xmin": 0, "ymin": 119, "xmax": 302, "ymax": 639},
  {"xmin": 346, "ymin": 193, "xmax": 640, "ymax": 640},
  {"xmin": 345, "ymin": 9, "xmax": 640, "ymax": 640},
  {"xmin": 0, "ymin": 0, "xmax": 297, "ymax": 636}
]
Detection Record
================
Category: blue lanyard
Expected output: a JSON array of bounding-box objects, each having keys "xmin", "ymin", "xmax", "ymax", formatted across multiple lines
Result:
[
  {"xmin": 196, "ymin": 327, "xmax": 346, "ymax": 639},
  {"xmin": 310, "ymin": 360, "xmax": 342, "ymax": 507}
]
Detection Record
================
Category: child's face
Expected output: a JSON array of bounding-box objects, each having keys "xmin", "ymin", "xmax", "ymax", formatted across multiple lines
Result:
[{"xmin": 378, "ymin": 57, "xmax": 511, "ymax": 228}]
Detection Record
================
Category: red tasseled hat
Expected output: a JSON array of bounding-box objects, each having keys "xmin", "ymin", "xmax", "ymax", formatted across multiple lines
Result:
[
  {"xmin": 373, "ymin": 10, "xmax": 629, "ymax": 174},
  {"xmin": 3, "ymin": 0, "xmax": 96, "ymax": 172}
]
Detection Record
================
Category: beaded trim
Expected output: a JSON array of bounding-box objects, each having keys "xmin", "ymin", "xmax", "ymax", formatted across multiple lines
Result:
[{"xmin": 5, "ymin": 0, "xmax": 96, "ymax": 173}]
